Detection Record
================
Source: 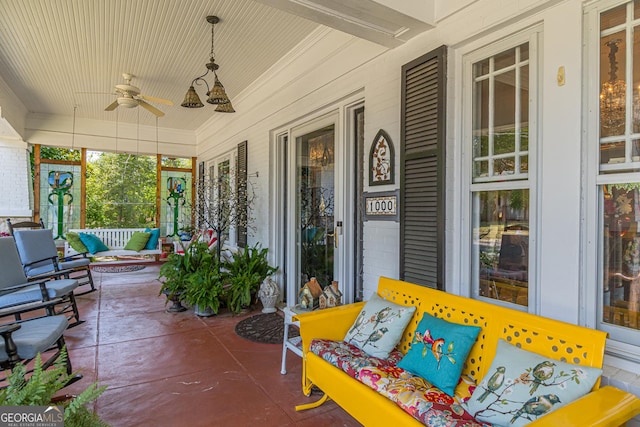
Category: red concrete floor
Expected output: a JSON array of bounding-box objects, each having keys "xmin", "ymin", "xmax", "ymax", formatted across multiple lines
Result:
[{"xmin": 60, "ymin": 263, "xmax": 361, "ymax": 427}]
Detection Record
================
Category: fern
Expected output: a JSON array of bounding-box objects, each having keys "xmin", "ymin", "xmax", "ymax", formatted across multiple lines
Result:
[{"xmin": 0, "ymin": 348, "xmax": 109, "ymax": 427}]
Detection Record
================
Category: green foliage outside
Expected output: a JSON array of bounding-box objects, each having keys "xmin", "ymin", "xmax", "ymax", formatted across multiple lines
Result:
[
  {"xmin": 0, "ymin": 349, "xmax": 108, "ymax": 427},
  {"xmin": 85, "ymin": 152, "xmax": 156, "ymax": 228}
]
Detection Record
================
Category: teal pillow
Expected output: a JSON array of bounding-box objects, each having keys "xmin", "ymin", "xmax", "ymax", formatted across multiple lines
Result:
[
  {"xmin": 78, "ymin": 233, "xmax": 109, "ymax": 254},
  {"xmin": 397, "ymin": 312, "xmax": 481, "ymax": 396},
  {"xmin": 65, "ymin": 232, "xmax": 88, "ymax": 253},
  {"xmin": 465, "ymin": 339, "xmax": 602, "ymax": 426},
  {"xmin": 124, "ymin": 232, "xmax": 151, "ymax": 251},
  {"xmin": 144, "ymin": 227, "xmax": 161, "ymax": 250},
  {"xmin": 343, "ymin": 293, "xmax": 416, "ymax": 359}
]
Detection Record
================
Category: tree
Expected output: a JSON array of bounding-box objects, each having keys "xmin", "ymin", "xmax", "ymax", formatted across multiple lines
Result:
[
  {"xmin": 192, "ymin": 171, "xmax": 255, "ymax": 263},
  {"xmin": 85, "ymin": 152, "xmax": 156, "ymax": 228}
]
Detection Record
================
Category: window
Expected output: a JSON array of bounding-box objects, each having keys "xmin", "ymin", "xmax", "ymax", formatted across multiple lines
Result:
[
  {"xmin": 597, "ymin": 1, "xmax": 640, "ymax": 338},
  {"xmin": 467, "ymin": 33, "xmax": 538, "ymax": 308}
]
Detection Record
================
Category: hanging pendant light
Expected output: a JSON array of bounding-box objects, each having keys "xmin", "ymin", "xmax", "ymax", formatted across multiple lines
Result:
[
  {"xmin": 181, "ymin": 15, "xmax": 234, "ymax": 112},
  {"xmin": 215, "ymin": 99, "xmax": 235, "ymax": 113}
]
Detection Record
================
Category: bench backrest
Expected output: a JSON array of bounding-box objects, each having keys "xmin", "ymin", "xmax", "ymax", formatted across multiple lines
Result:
[{"xmin": 377, "ymin": 277, "xmax": 607, "ymax": 388}]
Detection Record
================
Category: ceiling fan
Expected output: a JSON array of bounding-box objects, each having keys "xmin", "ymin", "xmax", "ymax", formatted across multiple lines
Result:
[{"xmin": 104, "ymin": 73, "xmax": 173, "ymax": 117}]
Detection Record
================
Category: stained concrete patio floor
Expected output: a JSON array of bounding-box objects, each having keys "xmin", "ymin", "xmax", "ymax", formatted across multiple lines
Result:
[{"xmin": 61, "ymin": 263, "xmax": 361, "ymax": 426}]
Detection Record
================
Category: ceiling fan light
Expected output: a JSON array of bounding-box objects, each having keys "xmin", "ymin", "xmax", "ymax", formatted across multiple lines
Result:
[
  {"xmin": 181, "ymin": 86, "xmax": 204, "ymax": 108},
  {"xmin": 206, "ymin": 75, "xmax": 230, "ymax": 105},
  {"xmin": 117, "ymin": 97, "xmax": 138, "ymax": 108},
  {"xmin": 215, "ymin": 99, "xmax": 235, "ymax": 113}
]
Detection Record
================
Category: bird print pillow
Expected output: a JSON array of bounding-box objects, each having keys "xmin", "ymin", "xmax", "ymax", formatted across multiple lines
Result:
[
  {"xmin": 397, "ymin": 312, "xmax": 481, "ymax": 396},
  {"xmin": 465, "ymin": 339, "xmax": 602, "ymax": 426},
  {"xmin": 343, "ymin": 293, "xmax": 416, "ymax": 359}
]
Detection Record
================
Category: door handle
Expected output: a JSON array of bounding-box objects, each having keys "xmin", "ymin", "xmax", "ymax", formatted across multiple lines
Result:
[{"xmin": 335, "ymin": 221, "xmax": 343, "ymax": 249}]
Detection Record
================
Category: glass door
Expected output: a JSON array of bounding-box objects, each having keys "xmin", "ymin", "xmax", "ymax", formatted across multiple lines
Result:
[{"xmin": 296, "ymin": 125, "xmax": 336, "ymax": 287}]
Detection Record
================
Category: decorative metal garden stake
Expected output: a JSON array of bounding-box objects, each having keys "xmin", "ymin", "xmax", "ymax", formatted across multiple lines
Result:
[
  {"xmin": 166, "ymin": 177, "xmax": 186, "ymax": 237},
  {"xmin": 48, "ymin": 171, "xmax": 74, "ymax": 239}
]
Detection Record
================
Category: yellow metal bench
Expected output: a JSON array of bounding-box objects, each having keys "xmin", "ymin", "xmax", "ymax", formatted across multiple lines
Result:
[{"xmin": 295, "ymin": 276, "xmax": 640, "ymax": 426}]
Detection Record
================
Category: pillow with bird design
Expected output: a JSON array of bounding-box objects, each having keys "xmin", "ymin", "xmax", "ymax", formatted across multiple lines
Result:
[
  {"xmin": 465, "ymin": 339, "xmax": 602, "ymax": 427},
  {"xmin": 343, "ymin": 293, "xmax": 416, "ymax": 359},
  {"xmin": 396, "ymin": 312, "xmax": 481, "ymax": 396}
]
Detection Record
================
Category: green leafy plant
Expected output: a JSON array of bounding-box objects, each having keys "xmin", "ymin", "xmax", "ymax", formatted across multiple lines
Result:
[
  {"xmin": 0, "ymin": 349, "xmax": 108, "ymax": 427},
  {"xmin": 159, "ymin": 237, "xmax": 225, "ymax": 314},
  {"xmin": 183, "ymin": 255, "xmax": 224, "ymax": 315},
  {"xmin": 223, "ymin": 244, "xmax": 277, "ymax": 314}
]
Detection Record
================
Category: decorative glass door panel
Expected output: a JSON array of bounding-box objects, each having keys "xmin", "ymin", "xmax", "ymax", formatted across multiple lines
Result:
[{"xmin": 296, "ymin": 125, "xmax": 336, "ymax": 287}]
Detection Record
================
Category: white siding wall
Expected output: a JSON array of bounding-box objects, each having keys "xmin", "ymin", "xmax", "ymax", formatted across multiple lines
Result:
[{"xmin": 0, "ymin": 140, "xmax": 32, "ymax": 217}]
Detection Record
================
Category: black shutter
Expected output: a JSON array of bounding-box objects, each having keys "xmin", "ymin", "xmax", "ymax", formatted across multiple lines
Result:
[
  {"xmin": 400, "ymin": 46, "xmax": 447, "ymax": 289},
  {"xmin": 236, "ymin": 140, "xmax": 248, "ymax": 248}
]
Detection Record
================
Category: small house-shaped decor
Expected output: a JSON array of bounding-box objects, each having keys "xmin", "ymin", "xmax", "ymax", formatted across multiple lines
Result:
[
  {"xmin": 298, "ymin": 277, "xmax": 323, "ymax": 310},
  {"xmin": 319, "ymin": 281, "xmax": 342, "ymax": 309}
]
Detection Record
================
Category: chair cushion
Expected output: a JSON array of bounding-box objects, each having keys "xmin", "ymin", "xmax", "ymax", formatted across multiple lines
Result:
[
  {"xmin": 0, "ymin": 237, "xmax": 29, "ymax": 289},
  {"xmin": 465, "ymin": 339, "xmax": 603, "ymax": 426},
  {"xmin": 397, "ymin": 312, "xmax": 481, "ymax": 396},
  {"xmin": 59, "ymin": 258, "xmax": 91, "ymax": 269},
  {"xmin": 78, "ymin": 233, "xmax": 109, "ymax": 254},
  {"xmin": 38, "ymin": 279, "xmax": 78, "ymax": 297},
  {"xmin": 124, "ymin": 232, "xmax": 151, "ymax": 251},
  {"xmin": 0, "ymin": 287, "xmax": 45, "ymax": 308},
  {"xmin": 0, "ymin": 315, "xmax": 68, "ymax": 361},
  {"xmin": 66, "ymin": 232, "xmax": 88, "ymax": 253},
  {"xmin": 343, "ymin": 293, "xmax": 416, "ymax": 359},
  {"xmin": 13, "ymin": 229, "xmax": 58, "ymax": 268},
  {"xmin": 144, "ymin": 228, "xmax": 161, "ymax": 250}
]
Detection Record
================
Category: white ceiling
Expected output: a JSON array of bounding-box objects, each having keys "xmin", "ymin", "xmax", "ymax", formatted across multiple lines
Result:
[{"xmin": 0, "ymin": 0, "xmax": 448, "ymax": 133}]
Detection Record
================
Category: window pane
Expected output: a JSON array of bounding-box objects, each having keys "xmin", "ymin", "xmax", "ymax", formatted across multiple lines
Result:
[
  {"xmin": 494, "ymin": 48, "xmax": 516, "ymax": 71},
  {"xmin": 602, "ymin": 4, "xmax": 626, "ymax": 31},
  {"xmin": 494, "ymin": 70, "xmax": 516, "ymax": 130},
  {"xmin": 634, "ymin": 25, "xmax": 640, "ymax": 133},
  {"xmin": 520, "ymin": 155, "xmax": 529, "ymax": 173},
  {"xmin": 494, "ymin": 157, "xmax": 515, "ymax": 175},
  {"xmin": 519, "ymin": 43, "xmax": 529, "ymax": 62},
  {"xmin": 601, "ymin": 140, "xmax": 625, "ymax": 165},
  {"xmin": 600, "ymin": 32, "xmax": 626, "ymax": 137},
  {"xmin": 474, "ymin": 59, "xmax": 490, "ymax": 78},
  {"xmin": 474, "ymin": 189, "xmax": 529, "ymax": 307},
  {"xmin": 602, "ymin": 184, "xmax": 640, "ymax": 331},
  {"xmin": 521, "ymin": 64, "xmax": 529, "ymax": 151}
]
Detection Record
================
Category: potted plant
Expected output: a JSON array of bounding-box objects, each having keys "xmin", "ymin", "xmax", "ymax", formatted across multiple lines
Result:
[
  {"xmin": 223, "ymin": 243, "xmax": 277, "ymax": 314},
  {"xmin": 0, "ymin": 349, "xmax": 109, "ymax": 427},
  {"xmin": 158, "ymin": 249, "xmax": 190, "ymax": 312},
  {"xmin": 183, "ymin": 246, "xmax": 224, "ymax": 317}
]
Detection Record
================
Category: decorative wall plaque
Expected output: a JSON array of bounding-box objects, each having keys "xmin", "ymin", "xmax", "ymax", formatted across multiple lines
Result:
[
  {"xmin": 363, "ymin": 190, "xmax": 399, "ymax": 222},
  {"xmin": 369, "ymin": 129, "xmax": 394, "ymax": 186}
]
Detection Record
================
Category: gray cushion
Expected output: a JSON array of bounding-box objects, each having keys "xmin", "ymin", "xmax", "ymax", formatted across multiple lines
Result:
[
  {"xmin": 36, "ymin": 279, "xmax": 78, "ymax": 298},
  {"xmin": 0, "ymin": 278, "xmax": 78, "ymax": 309},
  {"xmin": 59, "ymin": 258, "xmax": 90, "ymax": 269},
  {"xmin": 24, "ymin": 258, "xmax": 90, "ymax": 277},
  {"xmin": 0, "ymin": 315, "xmax": 68, "ymax": 361},
  {"xmin": 0, "ymin": 287, "xmax": 45, "ymax": 308},
  {"xmin": 0, "ymin": 238, "xmax": 29, "ymax": 290},
  {"xmin": 13, "ymin": 229, "xmax": 59, "ymax": 276}
]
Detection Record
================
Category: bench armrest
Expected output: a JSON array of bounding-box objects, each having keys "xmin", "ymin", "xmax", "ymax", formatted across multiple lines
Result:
[
  {"xmin": 529, "ymin": 386, "xmax": 640, "ymax": 426},
  {"xmin": 294, "ymin": 302, "xmax": 365, "ymax": 353}
]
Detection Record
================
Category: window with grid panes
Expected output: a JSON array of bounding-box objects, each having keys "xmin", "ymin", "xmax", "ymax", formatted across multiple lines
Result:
[{"xmin": 470, "ymin": 39, "xmax": 535, "ymax": 308}]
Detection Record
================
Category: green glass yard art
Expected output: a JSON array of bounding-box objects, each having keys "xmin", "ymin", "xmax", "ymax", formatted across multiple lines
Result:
[
  {"xmin": 166, "ymin": 177, "xmax": 186, "ymax": 237},
  {"xmin": 48, "ymin": 171, "xmax": 73, "ymax": 239}
]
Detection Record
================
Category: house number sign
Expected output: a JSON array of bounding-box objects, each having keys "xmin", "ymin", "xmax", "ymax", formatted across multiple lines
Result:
[{"xmin": 363, "ymin": 190, "xmax": 399, "ymax": 222}]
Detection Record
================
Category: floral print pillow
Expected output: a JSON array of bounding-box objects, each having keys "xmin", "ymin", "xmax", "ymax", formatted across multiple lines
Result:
[
  {"xmin": 343, "ymin": 293, "xmax": 416, "ymax": 358},
  {"xmin": 465, "ymin": 339, "xmax": 602, "ymax": 427}
]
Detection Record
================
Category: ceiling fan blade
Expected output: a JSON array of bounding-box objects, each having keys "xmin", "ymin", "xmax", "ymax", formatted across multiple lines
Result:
[
  {"xmin": 139, "ymin": 94, "xmax": 173, "ymax": 105},
  {"xmin": 105, "ymin": 100, "xmax": 119, "ymax": 111},
  {"xmin": 138, "ymin": 100, "xmax": 165, "ymax": 117}
]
